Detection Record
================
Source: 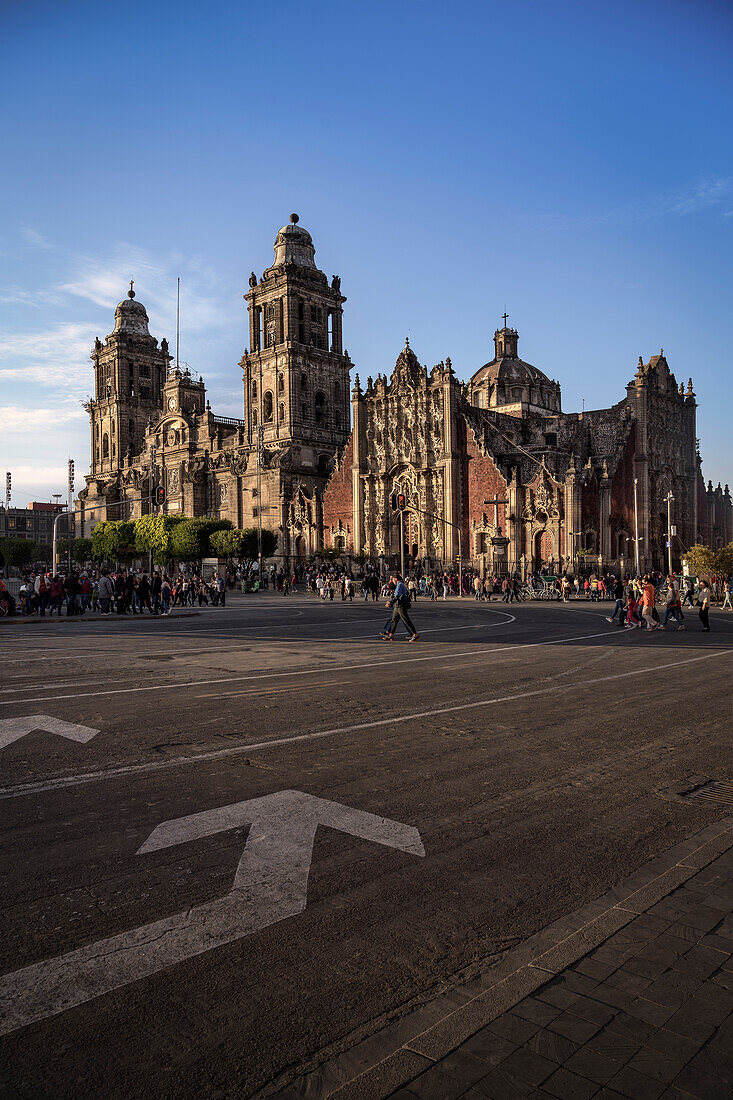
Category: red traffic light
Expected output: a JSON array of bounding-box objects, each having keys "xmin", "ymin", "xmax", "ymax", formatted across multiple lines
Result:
[
  {"xmin": 397, "ymin": 493, "xmax": 406, "ymax": 510},
  {"xmin": 155, "ymin": 486, "xmax": 166, "ymax": 505}
]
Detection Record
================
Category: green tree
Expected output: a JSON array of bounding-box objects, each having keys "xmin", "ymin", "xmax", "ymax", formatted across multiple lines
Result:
[
  {"xmin": 0, "ymin": 537, "xmax": 36, "ymax": 567},
  {"xmin": 170, "ymin": 518, "xmax": 233, "ymax": 563},
  {"xmin": 134, "ymin": 514, "xmax": 185, "ymax": 563},
  {"xmin": 683, "ymin": 545, "xmax": 715, "ymax": 579},
  {"xmin": 713, "ymin": 542, "xmax": 733, "ymax": 578},
  {"xmin": 73, "ymin": 537, "xmax": 93, "ymax": 564},
  {"xmin": 209, "ymin": 528, "xmax": 246, "ymax": 559},
  {"xmin": 91, "ymin": 520, "xmax": 136, "ymax": 565}
]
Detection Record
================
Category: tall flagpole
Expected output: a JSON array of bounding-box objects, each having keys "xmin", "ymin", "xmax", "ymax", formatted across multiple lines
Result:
[{"xmin": 176, "ymin": 277, "xmax": 180, "ymax": 370}]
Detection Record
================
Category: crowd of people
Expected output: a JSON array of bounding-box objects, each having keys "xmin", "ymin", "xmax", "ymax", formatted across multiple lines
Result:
[
  {"xmin": 1, "ymin": 561, "xmax": 730, "ymax": 633},
  {"xmin": 0, "ymin": 568, "xmax": 230, "ymax": 617}
]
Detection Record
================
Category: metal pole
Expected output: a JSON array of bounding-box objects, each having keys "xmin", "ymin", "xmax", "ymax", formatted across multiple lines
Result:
[
  {"xmin": 399, "ymin": 508, "xmax": 405, "ymax": 578},
  {"xmin": 667, "ymin": 492, "xmax": 674, "ymax": 576},
  {"xmin": 149, "ymin": 446, "xmax": 156, "ymax": 577},
  {"xmin": 633, "ymin": 478, "xmax": 640, "ymax": 575},
  {"xmin": 52, "ymin": 509, "xmax": 66, "ymax": 574},
  {"xmin": 257, "ymin": 425, "xmax": 263, "ymax": 582},
  {"xmin": 458, "ymin": 527, "xmax": 462, "ymax": 597}
]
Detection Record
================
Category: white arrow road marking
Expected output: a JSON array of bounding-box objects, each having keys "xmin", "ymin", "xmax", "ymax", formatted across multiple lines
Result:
[
  {"xmin": 0, "ymin": 715, "xmax": 99, "ymax": 751},
  {"xmin": 0, "ymin": 790, "xmax": 424, "ymax": 1035}
]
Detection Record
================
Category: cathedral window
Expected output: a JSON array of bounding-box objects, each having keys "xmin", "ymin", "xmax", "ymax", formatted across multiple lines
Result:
[
  {"xmin": 252, "ymin": 409, "xmax": 258, "ymax": 426},
  {"xmin": 111, "ymin": 421, "xmax": 115, "ymax": 434},
  {"xmin": 301, "ymin": 404, "xmax": 307, "ymax": 419},
  {"xmin": 301, "ymin": 373, "xmax": 307, "ymax": 390},
  {"xmin": 334, "ymin": 381, "xmax": 340, "ymax": 400},
  {"xmin": 263, "ymin": 391, "xmax": 274, "ymax": 422},
  {"xmin": 278, "ymin": 373, "xmax": 284, "ymax": 393},
  {"xmin": 279, "ymin": 402, "xmax": 285, "ymax": 421},
  {"xmin": 102, "ymin": 433, "xmax": 109, "ymax": 458},
  {"xmin": 544, "ymin": 433, "xmax": 557, "ymax": 447},
  {"xmin": 252, "ymin": 381, "xmax": 257, "ymax": 399},
  {"xmin": 129, "ymin": 419, "xmax": 135, "ymax": 437},
  {"xmin": 318, "ymin": 454, "xmax": 330, "ymax": 474},
  {"xmin": 335, "ymin": 410, "xmax": 341, "ymax": 428},
  {"xmin": 314, "ymin": 391, "xmax": 326, "ymax": 424}
]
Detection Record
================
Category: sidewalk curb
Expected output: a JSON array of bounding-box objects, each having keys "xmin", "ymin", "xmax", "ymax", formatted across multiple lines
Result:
[{"xmin": 271, "ymin": 815, "xmax": 733, "ymax": 1100}]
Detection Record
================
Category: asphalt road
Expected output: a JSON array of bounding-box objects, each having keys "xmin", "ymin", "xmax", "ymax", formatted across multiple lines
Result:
[{"xmin": 0, "ymin": 592, "xmax": 731, "ymax": 1098}]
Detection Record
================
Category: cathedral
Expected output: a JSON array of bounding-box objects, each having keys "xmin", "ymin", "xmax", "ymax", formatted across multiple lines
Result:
[{"xmin": 77, "ymin": 215, "xmax": 731, "ymax": 574}]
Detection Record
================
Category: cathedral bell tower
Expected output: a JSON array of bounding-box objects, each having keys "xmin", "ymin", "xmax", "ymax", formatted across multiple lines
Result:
[
  {"xmin": 87, "ymin": 284, "xmax": 168, "ymax": 476},
  {"xmin": 242, "ymin": 215, "xmax": 351, "ymax": 480}
]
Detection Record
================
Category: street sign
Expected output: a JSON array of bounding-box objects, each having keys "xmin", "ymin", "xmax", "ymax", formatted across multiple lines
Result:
[
  {"xmin": 0, "ymin": 790, "xmax": 424, "ymax": 1034},
  {"xmin": 666, "ymin": 540, "xmax": 670, "ymax": 548},
  {"xmin": 0, "ymin": 715, "xmax": 99, "ymax": 751}
]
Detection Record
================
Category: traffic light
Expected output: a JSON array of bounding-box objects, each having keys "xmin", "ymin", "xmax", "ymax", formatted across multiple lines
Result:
[
  {"xmin": 68, "ymin": 458, "xmax": 75, "ymax": 494},
  {"xmin": 397, "ymin": 493, "xmax": 406, "ymax": 510},
  {"xmin": 155, "ymin": 486, "xmax": 166, "ymax": 506},
  {"xmin": 5, "ymin": 471, "xmax": 10, "ymax": 506}
]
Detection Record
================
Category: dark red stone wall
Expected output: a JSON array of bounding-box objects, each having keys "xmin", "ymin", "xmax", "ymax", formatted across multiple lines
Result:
[
  {"xmin": 465, "ymin": 435, "xmax": 509, "ymax": 532},
  {"xmin": 321, "ymin": 433, "xmax": 355, "ymax": 550}
]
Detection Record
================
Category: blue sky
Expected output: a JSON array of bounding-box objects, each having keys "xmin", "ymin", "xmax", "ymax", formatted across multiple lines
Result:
[{"xmin": 1, "ymin": 0, "xmax": 731, "ymax": 504}]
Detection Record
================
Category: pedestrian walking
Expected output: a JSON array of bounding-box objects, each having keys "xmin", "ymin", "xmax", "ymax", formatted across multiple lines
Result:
[
  {"xmin": 698, "ymin": 578, "xmax": 712, "ymax": 632},
  {"xmin": 381, "ymin": 572, "xmax": 419, "ymax": 642}
]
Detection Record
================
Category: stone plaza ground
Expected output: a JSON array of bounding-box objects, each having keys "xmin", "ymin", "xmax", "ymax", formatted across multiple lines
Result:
[{"xmin": 0, "ymin": 593, "xmax": 731, "ymax": 1098}]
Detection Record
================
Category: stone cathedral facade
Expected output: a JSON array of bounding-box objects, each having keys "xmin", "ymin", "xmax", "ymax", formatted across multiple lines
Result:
[
  {"xmin": 78, "ymin": 215, "xmax": 351, "ymax": 559},
  {"xmin": 77, "ymin": 214, "xmax": 731, "ymax": 572},
  {"xmin": 321, "ymin": 331, "xmax": 730, "ymax": 575}
]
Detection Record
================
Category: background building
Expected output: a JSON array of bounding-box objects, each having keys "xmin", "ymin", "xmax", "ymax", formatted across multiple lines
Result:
[
  {"xmin": 0, "ymin": 502, "xmax": 69, "ymax": 545},
  {"xmin": 320, "ymin": 327, "xmax": 731, "ymax": 575},
  {"xmin": 76, "ymin": 218, "xmax": 731, "ymax": 572},
  {"xmin": 77, "ymin": 215, "xmax": 351, "ymax": 560}
]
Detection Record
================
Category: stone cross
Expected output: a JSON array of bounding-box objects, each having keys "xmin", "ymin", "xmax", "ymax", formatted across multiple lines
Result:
[
  {"xmin": 502, "ymin": 312, "xmax": 509, "ymax": 328},
  {"xmin": 484, "ymin": 494, "xmax": 509, "ymax": 533}
]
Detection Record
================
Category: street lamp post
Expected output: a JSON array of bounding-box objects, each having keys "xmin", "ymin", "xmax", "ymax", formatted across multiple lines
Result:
[
  {"xmin": 257, "ymin": 425, "xmax": 264, "ymax": 584},
  {"xmin": 67, "ymin": 458, "xmax": 75, "ymax": 575},
  {"xmin": 666, "ymin": 491, "xmax": 675, "ymax": 576},
  {"xmin": 633, "ymin": 477, "xmax": 640, "ymax": 576}
]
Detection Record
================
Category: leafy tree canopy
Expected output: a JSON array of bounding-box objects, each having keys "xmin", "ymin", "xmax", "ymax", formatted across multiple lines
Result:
[
  {"xmin": 91, "ymin": 520, "xmax": 137, "ymax": 564},
  {"xmin": 134, "ymin": 514, "xmax": 185, "ymax": 561}
]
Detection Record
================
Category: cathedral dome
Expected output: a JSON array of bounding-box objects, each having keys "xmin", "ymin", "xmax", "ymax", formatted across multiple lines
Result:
[
  {"xmin": 113, "ymin": 284, "xmax": 150, "ymax": 336},
  {"xmin": 272, "ymin": 213, "xmax": 317, "ymax": 268},
  {"xmin": 469, "ymin": 324, "xmax": 561, "ymax": 412}
]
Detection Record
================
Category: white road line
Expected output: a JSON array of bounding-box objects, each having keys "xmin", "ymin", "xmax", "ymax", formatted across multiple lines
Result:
[
  {"xmin": 1, "ymin": 646, "xmax": 726, "ymax": 800},
  {"xmin": 0, "ymin": 624, "xmax": 608, "ymax": 707}
]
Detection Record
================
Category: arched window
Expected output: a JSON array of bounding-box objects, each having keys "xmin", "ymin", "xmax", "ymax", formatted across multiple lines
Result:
[
  {"xmin": 334, "ymin": 381, "xmax": 340, "ymax": 400},
  {"xmin": 279, "ymin": 402, "xmax": 285, "ymax": 421},
  {"xmin": 301, "ymin": 372, "xmax": 307, "ymax": 390},
  {"xmin": 252, "ymin": 381, "xmax": 257, "ymax": 399},
  {"xmin": 263, "ymin": 391, "xmax": 274, "ymax": 421},
  {"xmin": 314, "ymin": 391, "xmax": 326, "ymax": 423},
  {"xmin": 278, "ymin": 373, "xmax": 284, "ymax": 393},
  {"xmin": 111, "ymin": 421, "xmax": 115, "ymax": 434},
  {"xmin": 102, "ymin": 433, "xmax": 109, "ymax": 458},
  {"xmin": 95, "ymin": 425, "xmax": 99, "ymax": 441},
  {"xmin": 129, "ymin": 418, "xmax": 134, "ymax": 437},
  {"xmin": 252, "ymin": 408, "xmax": 258, "ymax": 426},
  {"xmin": 318, "ymin": 453, "xmax": 331, "ymax": 474}
]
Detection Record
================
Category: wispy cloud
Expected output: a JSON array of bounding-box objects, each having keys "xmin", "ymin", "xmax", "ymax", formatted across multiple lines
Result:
[
  {"xmin": 7, "ymin": 465, "xmax": 69, "ymax": 488},
  {"xmin": 0, "ymin": 322, "xmax": 98, "ymax": 391},
  {"xmin": 60, "ymin": 244, "xmax": 227, "ymax": 338},
  {"xmin": 20, "ymin": 226, "xmax": 52, "ymax": 249},
  {"xmin": 0, "ymin": 404, "xmax": 86, "ymax": 432},
  {"xmin": 648, "ymin": 175, "xmax": 733, "ymax": 218}
]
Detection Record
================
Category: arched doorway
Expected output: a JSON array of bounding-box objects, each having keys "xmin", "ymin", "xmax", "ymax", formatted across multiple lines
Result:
[
  {"xmin": 295, "ymin": 534, "xmax": 306, "ymax": 562},
  {"xmin": 534, "ymin": 529, "xmax": 553, "ymax": 571}
]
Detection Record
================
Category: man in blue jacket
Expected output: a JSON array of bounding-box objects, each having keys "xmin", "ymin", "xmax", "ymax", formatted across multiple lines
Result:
[{"xmin": 381, "ymin": 572, "xmax": 419, "ymax": 642}]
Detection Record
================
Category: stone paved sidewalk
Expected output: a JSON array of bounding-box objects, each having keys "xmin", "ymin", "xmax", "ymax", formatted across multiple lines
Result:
[
  {"xmin": 276, "ymin": 817, "xmax": 733, "ymax": 1100},
  {"xmin": 393, "ymin": 847, "xmax": 733, "ymax": 1100}
]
